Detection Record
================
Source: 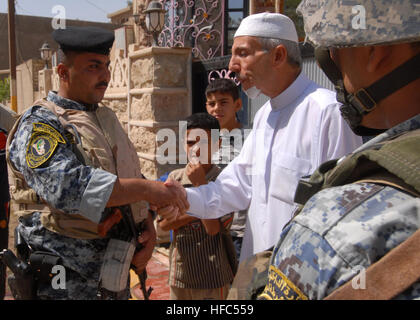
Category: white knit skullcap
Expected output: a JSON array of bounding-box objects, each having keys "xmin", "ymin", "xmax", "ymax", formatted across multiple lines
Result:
[{"xmin": 234, "ymin": 12, "xmax": 298, "ymax": 43}]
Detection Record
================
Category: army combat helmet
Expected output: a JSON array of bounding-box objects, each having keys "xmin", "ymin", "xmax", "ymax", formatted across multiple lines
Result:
[{"xmin": 297, "ymin": 0, "xmax": 420, "ymax": 135}]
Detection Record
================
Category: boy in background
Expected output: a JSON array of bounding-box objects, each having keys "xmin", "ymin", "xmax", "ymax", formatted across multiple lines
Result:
[
  {"xmin": 205, "ymin": 78, "xmax": 247, "ymax": 260},
  {"xmin": 158, "ymin": 113, "xmax": 236, "ymax": 300}
]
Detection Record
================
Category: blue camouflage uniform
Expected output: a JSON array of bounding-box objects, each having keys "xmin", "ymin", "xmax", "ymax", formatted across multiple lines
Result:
[
  {"xmin": 259, "ymin": 114, "xmax": 420, "ymax": 300},
  {"xmin": 9, "ymin": 91, "xmax": 118, "ymax": 299}
]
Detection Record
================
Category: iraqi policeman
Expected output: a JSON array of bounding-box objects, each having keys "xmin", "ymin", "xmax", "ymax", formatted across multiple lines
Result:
[
  {"xmin": 259, "ymin": 0, "xmax": 420, "ymax": 300},
  {"xmin": 5, "ymin": 26, "xmax": 188, "ymax": 299}
]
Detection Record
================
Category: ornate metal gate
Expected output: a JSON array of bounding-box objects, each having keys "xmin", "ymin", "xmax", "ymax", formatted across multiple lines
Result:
[{"xmin": 156, "ymin": 0, "xmax": 254, "ymax": 126}]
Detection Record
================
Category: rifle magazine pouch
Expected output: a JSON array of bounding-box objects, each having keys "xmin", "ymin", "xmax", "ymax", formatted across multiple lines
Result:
[{"xmin": 99, "ymin": 239, "xmax": 135, "ymax": 293}]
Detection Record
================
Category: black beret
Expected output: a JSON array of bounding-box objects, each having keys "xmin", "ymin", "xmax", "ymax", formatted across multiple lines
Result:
[{"xmin": 52, "ymin": 26, "xmax": 114, "ymax": 55}]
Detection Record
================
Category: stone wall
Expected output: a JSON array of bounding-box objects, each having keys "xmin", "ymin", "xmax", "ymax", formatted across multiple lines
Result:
[
  {"xmin": 102, "ymin": 46, "xmax": 192, "ymax": 180},
  {"xmin": 16, "ymin": 59, "xmax": 44, "ymax": 113},
  {"xmin": 41, "ymin": 4, "xmax": 193, "ymax": 180},
  {"xmin": 38, "ymin": 69, "xmax": 52, "ymax": 98}
]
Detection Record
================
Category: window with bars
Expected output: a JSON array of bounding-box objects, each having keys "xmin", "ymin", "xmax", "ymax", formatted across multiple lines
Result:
[{"xmin": 225, "ymin": 0, "xmax": 248, "ymax": 55}]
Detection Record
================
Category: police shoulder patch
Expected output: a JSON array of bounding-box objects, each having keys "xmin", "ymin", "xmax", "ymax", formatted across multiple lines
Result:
[
  {"xmin": 26, "ymin": 122, "xmax": 66, "ymax": 169},
  {"xmin": 259, "ymin": 265, "xmax": 308, "ymax": 300}
]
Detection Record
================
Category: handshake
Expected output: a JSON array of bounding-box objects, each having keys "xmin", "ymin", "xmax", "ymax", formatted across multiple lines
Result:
[
  {"xmin": 106, "ymin": 176, "xmax": 190, "ymax": 220},
  {"xmin": 149, "ymin": 160, "xmax": 208, "ymax": 220},
  {"xmin": 148, "ymin": 178, "xmax": 190, "ymax": 222},
  {"xmin": 101, "ymin": 176, "xmax": 190, "ymax": 275}
]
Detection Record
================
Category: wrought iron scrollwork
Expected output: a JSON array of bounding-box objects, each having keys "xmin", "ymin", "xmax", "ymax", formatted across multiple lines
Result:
[{"xmin": 159, "ymin": 0, "xmax": 225, "ymax": 61}]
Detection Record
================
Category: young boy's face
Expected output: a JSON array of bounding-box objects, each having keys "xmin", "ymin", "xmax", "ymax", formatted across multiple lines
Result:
[
  {"xmin": 205, "ymin": 92, "xmax": 242, "ymax": 130},
  {"xmin": 185, "ymin": 128, "xmax": 217, "ymax": 166}
]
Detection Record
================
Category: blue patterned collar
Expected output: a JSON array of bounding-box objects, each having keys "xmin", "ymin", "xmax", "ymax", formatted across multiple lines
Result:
[{"xmin": 47, "ymin": 91, "xmax": 98, "ymax": 111}]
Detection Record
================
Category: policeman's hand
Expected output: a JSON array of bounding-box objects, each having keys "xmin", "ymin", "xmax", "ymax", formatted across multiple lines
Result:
[
  {"xmin": 131, "ymin": 213, "xmax": 156, "ymax": 274},
  {"xmin": 163, "ymin": 178, "xmax": 189, "ymax": 213},
  {"xmin": 147, "ymin": 180, "xmax": 189, "ymax": 214},
  {"xmin": 186, "ymin": 161, "xmax": 207, "ymax": 187}
]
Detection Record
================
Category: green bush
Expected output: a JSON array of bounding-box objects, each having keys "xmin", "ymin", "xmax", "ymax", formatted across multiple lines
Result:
[{"xmin": 0, "ymin": 78, "xmax": 10, "ymax": 104}]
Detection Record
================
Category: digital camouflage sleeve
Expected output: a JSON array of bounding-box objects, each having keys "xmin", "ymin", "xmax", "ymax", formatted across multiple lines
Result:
[{"xmin": 259, "ymin": 183, "xmax": 420, "ymax": 300}]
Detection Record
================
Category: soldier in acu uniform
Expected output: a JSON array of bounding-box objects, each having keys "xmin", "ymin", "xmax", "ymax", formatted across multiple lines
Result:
[
  {"xmin": 5, "ymin": 26, "xmax": 188, "ymax": 299},
  {"xmin": 259, "ymin": 0, "xmax": 420, "ymax": 300}
]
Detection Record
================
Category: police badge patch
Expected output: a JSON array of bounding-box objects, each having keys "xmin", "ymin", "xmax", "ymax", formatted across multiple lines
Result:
[
  {"xmin": 26, "ymin": 122, "xmax": 66, "ymax": 168},
  {"xmin": 259, "ymin": 265, "xmax": 308, "ymax": 300}
]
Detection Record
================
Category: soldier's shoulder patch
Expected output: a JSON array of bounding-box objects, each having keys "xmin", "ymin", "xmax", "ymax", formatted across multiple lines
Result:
[
  {"xmin": 259, "ymin": 265, "xmax": 308, "ymax": 300},
  {"xmin": 26, "ymin": 122, "xmax": 66, "ymax": 169}
]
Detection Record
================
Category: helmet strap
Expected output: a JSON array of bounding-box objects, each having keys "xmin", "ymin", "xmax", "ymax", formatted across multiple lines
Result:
[
  {"xmin": 315, "ymin": 48, "xmax": 420, "ymax": 136},
  {"xmin": 347, "ymin": 52, "xmax": 420, "ymax": 116}
]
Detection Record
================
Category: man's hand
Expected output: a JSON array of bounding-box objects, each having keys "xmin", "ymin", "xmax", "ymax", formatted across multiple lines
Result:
[
  {"xmin": 163, "ymin": 178, "xmax": 189, "ymax": 212},
  {"xmin": 147, "ymin": 179, "xmax": 189, "ymax": 214},
  {"xmin": 149, "ymin": 178, "xmax": 189, "ymax": 222},
  {"xmin": 111, "ymin": 178, "xmax": 189, "ymax": 213},
  {"xmin": 162, "ymin": 178, "xmax": 188, "ymax": 217},
  {"xmin": 186, "ymin": 161, "xmax": 207, "ymax": 187},
  {"xmin": 131, "ymin": 213, "xmax": 156, "ymax": 274},
  {"xmin": 107, "ymin": 178, "xmax": 189, "ymax": 214}
]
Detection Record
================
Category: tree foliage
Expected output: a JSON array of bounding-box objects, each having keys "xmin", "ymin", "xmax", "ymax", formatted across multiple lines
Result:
[
  {"xmin": 0, "ymin": 78, "xmax": 10, "ymax": 104},
  {"xmin": 283, "ymin": 0, "xmax": 305, "ymax": 40}
]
